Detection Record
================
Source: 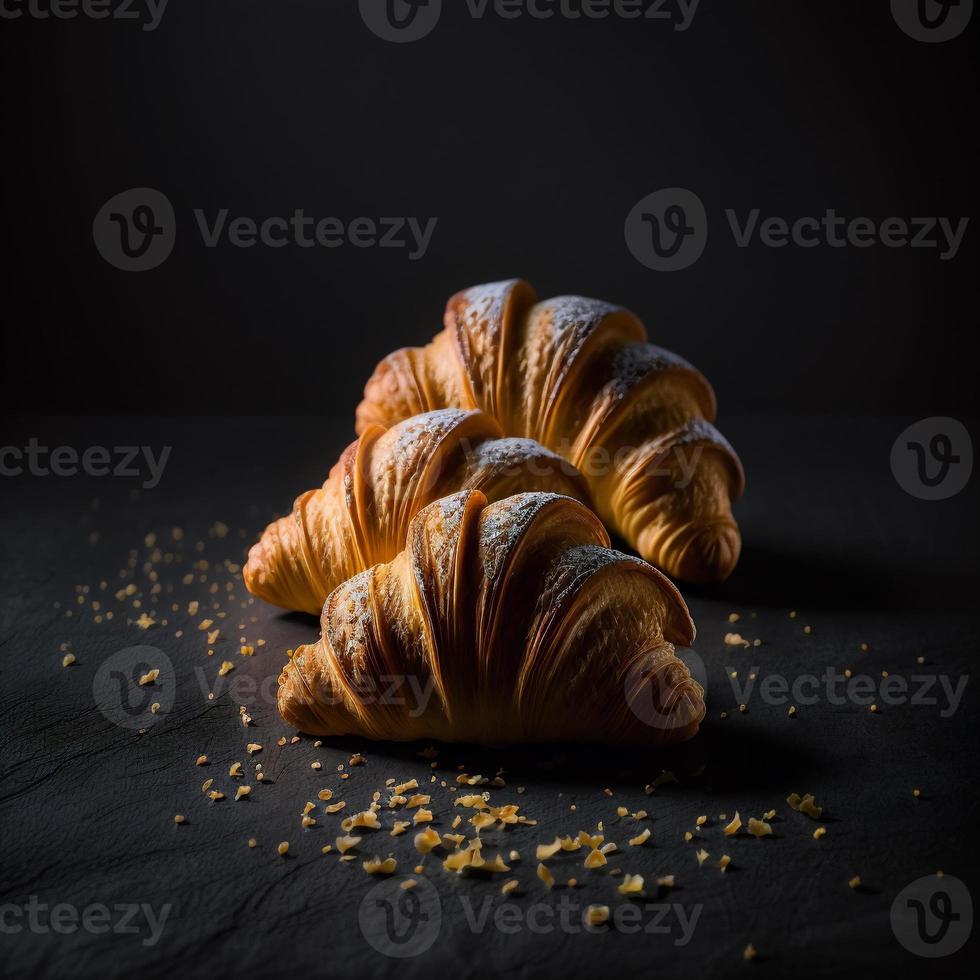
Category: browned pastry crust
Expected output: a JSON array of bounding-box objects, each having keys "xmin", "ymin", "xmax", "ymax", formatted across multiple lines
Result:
[
  {"xmin": 278, "ymin": 490, "xmax": 705, "ymax": 747},
  {"xmin": 244, "ymin": 409, "xmax": 588, "ymax": 615},
  {"xmin": 357, "ymin": 280, "xmax": 744, "ymax": 583}
]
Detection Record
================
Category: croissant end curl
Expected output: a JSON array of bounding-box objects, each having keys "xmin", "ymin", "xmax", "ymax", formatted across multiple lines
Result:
[
  {"xmin": 278, "ymin": 490, "xmax": 705, "ymax": 747},
  {"xmin": 357, "ymin": 279, "xmax": 745, "ymax": 583},
  {"xmin": 244, "ymin": 409, "xmax": 588, "ymax": 615}
]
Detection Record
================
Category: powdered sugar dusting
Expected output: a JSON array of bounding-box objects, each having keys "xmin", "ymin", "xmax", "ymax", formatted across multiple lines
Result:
[
  {"xmin": 545, "ymin": 295, "xmax": 620, "ymax": 335},
  {"xmin": 385, "ymin": 408, "xmax": 473, "ymax": 458},
  {"xmin": 670, "ymin": 417, "xmax": 733, "ymax": 452},
  {"xmin": 479, "ymin": 492, "xmax": 566, "ymax": 583},
  {"xmin": 468, "ymin": 436, "xmax": 566, "ymax": 470},
  {"xmin": 369, "ymin": 410, "xmax": 478, "ymax": 523},
  {"xmin": 325, "ymin": 568, "xmax": 375, "ymax": 674},
  {"xmin": 410, "ymin": 491, "xmax": 473, "ymax": 598},
  {"xmin": 539, "ymin": 544, "xmax": 646, "ymax": 612},
  {"xmin": 460, "ymin": 280, "xmax": 517, "ymax": 329},
  {"xmin": 606, "ymin": 343, "xmax": 695, "ymax": 397},
  {"xmin": 454, "ymin": 281, "xmax": 518, "ymax": 370}
]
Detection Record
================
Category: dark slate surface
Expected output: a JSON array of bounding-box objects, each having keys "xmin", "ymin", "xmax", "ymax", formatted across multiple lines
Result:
[{"xmin": 1, "ymin": 414, "xmax": 977, "ymax": 979}]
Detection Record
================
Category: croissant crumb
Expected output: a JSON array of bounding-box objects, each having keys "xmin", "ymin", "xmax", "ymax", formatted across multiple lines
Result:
[
  {"xmin": 787, "ymin": 793, "xmax": 823, "ymax": 819},
  {"xmin": 414, "ymin": 828, "xmax": 441, "ymax": 853},
  {"xmin": 585, "ymin": 905, "xmax": 610, "ymax": 927},
  {"xmin": 618, "ymin": 873, "xmax": 644, "ymax": 896},
  {"xmin": 363, "ymin": 857, "xmax": 397, "ymax": 875},
  {"xmin": 344, "ymin": 810, "xmax": 381, "ymax": 831}
]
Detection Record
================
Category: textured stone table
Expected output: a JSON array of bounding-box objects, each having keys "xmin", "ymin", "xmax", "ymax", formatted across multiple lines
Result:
[{"xmin": 1, "ymin": 415, "xmax": 976, "ymax": 978}]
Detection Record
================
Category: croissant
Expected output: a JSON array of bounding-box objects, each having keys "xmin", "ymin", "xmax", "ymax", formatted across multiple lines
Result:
[
  {"xmin": 278, "ymin": 490, "xmax": 705, "ymax": 747},
  {"xmin": 244, "ymin": 408, "xmax": 589, "ymax": 615},
  {"xmin": 356, "ymin": 279, "xmax": 745, "ymax": 583}
]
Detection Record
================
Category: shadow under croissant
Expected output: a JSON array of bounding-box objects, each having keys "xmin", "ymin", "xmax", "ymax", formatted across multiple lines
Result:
[
  {"xmin": 668, "ymin": 540, "xmax": 915, "ymax": 613},
  {"xmin": 296, "ymin": 721, "xmax": 824, "ymax": 796},
  {"xmin": 274, "ymin": 609, "xmax": 321, "ymax": 628}
]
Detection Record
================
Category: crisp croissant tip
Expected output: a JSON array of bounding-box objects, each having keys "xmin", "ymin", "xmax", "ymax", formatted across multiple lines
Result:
[
  {"xmin": 242, "ymin": 550, "xmax": 261, "ymax": 589},
  {"xmin": 277, "ymin": 647, "xmax": 328, "ymax": 734},
  {"xmin": 675, "ymin": 521, "xmax": 741, "ymax": 583},
  {"xmin": 242, "ymin": 536, "xmax": 273, "ymax": 594}
]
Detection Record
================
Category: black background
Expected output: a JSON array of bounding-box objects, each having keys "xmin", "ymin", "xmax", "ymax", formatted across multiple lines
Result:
[
  {"xmin": 1, "ymin": 0, "xmax": 975, "ymax": 419},
  {"xmin": 1, "ymin": 4, "xmax": 979, "ymax": 980}
]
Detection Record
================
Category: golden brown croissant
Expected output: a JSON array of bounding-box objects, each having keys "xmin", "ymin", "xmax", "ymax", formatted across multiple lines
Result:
[
  {"xmin": 244, "ymin": 409, "xmax": 589, "ymax": 615},
  {"xmin": 278, "ymin": 490, "xmax": 705, "ymax": 747},
  {"xmin": 357, "ymin": 279, "xmax": 745, "ymax": 583}
]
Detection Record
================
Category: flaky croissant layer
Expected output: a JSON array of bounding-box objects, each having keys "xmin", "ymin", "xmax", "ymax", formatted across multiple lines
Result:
[
  {"xmin": 243, "ymin": 408, "xmax": 588, "ymax": 615},
  {"xmin": 278, "ymin": 490, "xmax": 705, "ymax": 747},
  {"xmin": 356, "ymin": 279, "xmax": 745, "ymax": 583}
]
